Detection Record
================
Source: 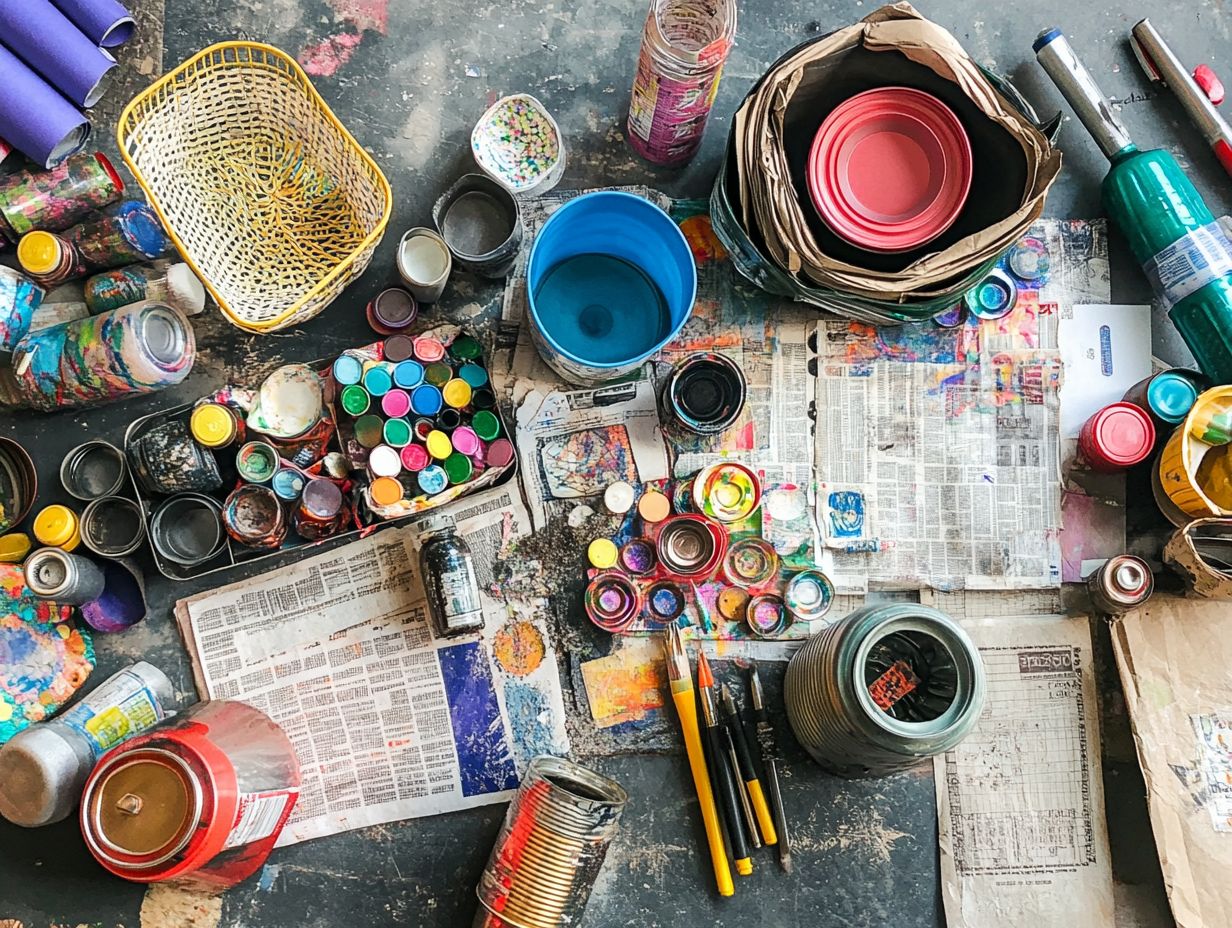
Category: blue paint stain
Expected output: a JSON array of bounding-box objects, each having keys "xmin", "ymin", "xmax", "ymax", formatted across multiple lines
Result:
[
  {"xmin": 503, "ymin": 681, "xmax": 557, "ymax": 764},
  {"xmin": 258, "ymin": 863, "xmax": 281, "ymax": 892},
  {"xmin": 438, "ymin": 642, "xmax": 519, "ymax": 797},
  {"xmin": 1099, "ymin": 324, "xmax": 1113, "ymax": 376},
  {"xmin": 827, "ymin": 490, "xmax": 865, "ymax": 538}
]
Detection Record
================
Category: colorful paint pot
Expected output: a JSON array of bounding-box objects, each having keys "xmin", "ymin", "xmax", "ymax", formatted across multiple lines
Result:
[
  {"xmin": 332, "ymin": 353, "xmax": 364, "ymax": 386},
  {"xmin": 189, "ymin": 403, "xmax": 240, "ymax": 449},
  {"xmin": 246, "ymin": 364, "xmax": 324, "ymax": 439},
  {"xmin": 235, "ymin": 441, "xmax": 280, "ymax": 484},
  {"xmin": 1079, "ymin": 403, "xmax": 1156, "ymax": 472},
  {"xmin": 369, "ymin": 476, "xmax": 404, "ymax": 507},
  {"xmin": 80, "ymin": 496, "xmax": 145, "ymax": 557},
  {"xmin": 418, "ymin": 465, "xmax": 448, "ymax": 496},
  {"xmin": 425, "ymin": 362, "xmax": 453, "ymax": 388},
  {"xmin": 450, "ymin": 335, "xmax": 484, "ymax": 361},
  {"xmin": 637, "ymin": 489, "xmax": 671, "ymax": 523},
  {"xmin": 1006, "ymin": 237, "xmax": 1051, "ymax": 288},
  {"xmin": 384, "ymin": 334, "xmax": 415, "ymax": 363},
  {"xmin": 271, "ymin": 468, "xmax": 305, "ymax": 502},
  {"xmin": 368, "ymin": 445, "xmax": 402, "ymax": 479},
  {"xmin": 79, "ymin": 559, "xmax": 147, "ymax": 634},
  {"xmin": 400, "ymin": 444, "xmax": 430, "ymax": 473},
  {"xmin": 426, "ymin": 430, "xmax": 453, "ymax": 461},
  {"xmin": 487, "ymin": 439, "xmax": 515, "ymax": 469},
  {"xmin": 1123, "ymin": 370, "xmax": 1203, "ymax": 427},
  {"xmin": 433, "ymin": 173, "xmax": 525, "ymax": 279},
  {"xmin": 354, "ymin": 414, "xmax": 385, "ymax": 449},
  {"xmin": 294, "ymin": 478, "xmax": 345, "ymax": 541},
  {"xmin": 222, "ymin": 485, "xmax": 286, "ymax": 550},
  {"xmin": 411, "ymin": 384, "xmax": 444, "ymax": 417},
  {"xmin": 438, "ymin": 408, "xmax": 463, "ymax": 432},
  {"xmin": 784, "ymin": 570, "xmax": 836, "ymax": 622},
  {"xmin": 33, "ymin": 504, "xmax": 80, "ymax": 552},
  {"xmin": 656, "ymin": 514, "xmax": 726, "ymax": 580},
  {"xmin": 363, "ymin": 365, "xmax": 393, "ymax": 398},
  {"xmin": 393, "ymin": 360, "xmax": 425, "ymax": 390},
  {"xmin": 471, "ymin": 388, "xmax": 497, "ymax": 410},
  {"xmin": 0, "ymin": 438, "xmax": 37, "ymax": 534},
  {"xmin": 149, "ymin": 494, "xmax": 225, "ymax": 567},
  {"xmin": 366, "ymin": 287, "xmax": 417, "ymax": 335},
  {"xmin": 413, "ymin": 335, "xmax": 446, "ymax": 364},
  {"xmin": 746, "ymin": 593, "xmax": 791, "ymax": 638},
  {"xmin": 471, "ymin": 410, "xmax": 501, "ymax": 441},
  {"xmin": 413, "ymin": 418, "xmax": 435, "ymax": 442},
  {"xmin": 645, "ymin": 580, "xmax": 686, "ymax": 624},
  {"xmin": 527, "ymin": 191, "xmax": 697, "ymax": 385},
  {"xmin": 382, "ymin": 389, "xmax": 412, "ymax": 419},
  {"xmin": 587, "ymin": 538, "xmax": 619, "ymax": 569},
  {"xmin": 605, "ymin": 481, "xmax": 636, "ymax": 515},
  {"xmin": 384, "ymin": 418, "xmax": 413, "ymax": 448},
  {"xmin": 443, "ymin": 378, "xmax": 473, "ymax": 409},
  {"xmin": 584, "ymin": 572, "xmax": 643, "ymax": 633},
  {"xmin": 723, "ymin": 537, "xmax": 780, "ymax": 588},
  {"xmin": 397, "ymin": 228, "xmax": 452, "ymax": 304},
  {"xmin": 451, "ymin": 426, "xmax": 481, "ymax": 457},
  {"xmin": 458, "ymin": 363, "xmax": 489, "ymax": 389},
  {"xmin": 444, "ymin": 452, "xmax": 473, "ymax": 485},
  {"xmin": 340, "ymin": 384, "xmax": 371, "ymax": 417},
  {"xmin": 618, "ymin": 538, "xmax": 656, "ymax": 575},
  {"xmin": 60, "ymin": 441, "xmax": 126, "ymax": 501},
  {"xmin": 662, "ymin": 352, "xmax": 747, "ymax": 435},
  {"xmin": 964, "ymin": 268, "xmax": 1018, "ymax": 320},
  {"xmin": 693, "ymin": 463, "xmax": 762, "ymax": 523}
]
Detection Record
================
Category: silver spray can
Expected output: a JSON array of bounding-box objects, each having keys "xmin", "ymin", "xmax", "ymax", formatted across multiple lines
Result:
[
  {"xmin": 1086, "ymin": 555, "xmax": 1154, "ymax": 616},
  {"xmin": 0, "ymin": 662, "xmax": 175, "ymax": 827},
  {"xmin": 23, "ymin": 546, "xmax": 105, "ymax": 604}
]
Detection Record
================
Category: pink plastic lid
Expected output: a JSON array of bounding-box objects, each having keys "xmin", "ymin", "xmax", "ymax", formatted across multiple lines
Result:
[
  {"xmin": 381, "ymin": 389, "xmax": 412, "ymax": 418},
  {"xmin": 808, "ymin": 87, "xmax": 973, "ymax": 253},
  {"xmin": 400, "ymin": 444, "xmax": 430, "ymax": 472},
  {"xmin": 1081, "ymin": 402, "xmax": 1156, "ymax": 470}
]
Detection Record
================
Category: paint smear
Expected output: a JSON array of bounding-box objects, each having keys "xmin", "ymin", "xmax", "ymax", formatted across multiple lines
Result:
[
  {"xmin": 140, "ymin": 884, "xmax": 223, "ymax": 928},
  {"xmin": 438, "ymin": 641, "xmax": 518, "ymax": 796},
  {"xmin": 492, "ymin": 620, "xmax": 545, "ymax": 677},
  {"xmin": 327, "ymin": 0, "xmax": 389, "ymax": 34},
  {"xmin": 503, "ymin": 681, "xmax": 556, "ymax": 762},
  {"xmin": 298, "ymin": 33, "xmax": 363, "ymax": 78},
  {"xmin": 580, "ymin": 638, "xmax": 667, "ymax": 729},
  {"xmin": 257, "ymin": 863, "xmax": 281, "ymax": 892}
]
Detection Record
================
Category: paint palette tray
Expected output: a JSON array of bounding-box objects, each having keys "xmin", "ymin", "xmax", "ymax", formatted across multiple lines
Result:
[{"xmin": 123, "ymin": 328, "xmax": 516, "ymax": 580}]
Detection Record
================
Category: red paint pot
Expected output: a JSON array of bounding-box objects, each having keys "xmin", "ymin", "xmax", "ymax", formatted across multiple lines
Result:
[
  {"xmin": 80, "ymin": 701, "xmax": 300, "ymax": 892},
  {"xmin": 808, "ymin": 87, "xmax": 972, "ymax": 252},
  {"xmin": 1078, "ymin": 402, "xmax": 1156, "ymax": 472}
]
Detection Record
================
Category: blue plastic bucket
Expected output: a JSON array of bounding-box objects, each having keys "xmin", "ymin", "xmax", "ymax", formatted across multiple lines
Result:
[{"xmin": 527, "ymin": 191, "xmax": 697, "ymax": 384}]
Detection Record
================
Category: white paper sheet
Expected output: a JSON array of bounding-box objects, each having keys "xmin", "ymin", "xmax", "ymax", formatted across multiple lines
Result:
[{"xmin": 1058, "ymin": 304, "xmax": 1153, "ymax": 439}]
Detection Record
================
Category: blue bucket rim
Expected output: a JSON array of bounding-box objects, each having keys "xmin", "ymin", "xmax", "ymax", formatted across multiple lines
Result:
[{"xmin": 527, "ymin": 190, "xmax": 698, "ymax": 370}]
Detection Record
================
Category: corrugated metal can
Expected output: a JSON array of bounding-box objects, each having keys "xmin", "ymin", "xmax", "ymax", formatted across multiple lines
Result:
[
  {"xmin": 473, "ymin": 755, "xmax": 627, "ymax": 928},
  {"xmin": 1086, "ymin": 555, "xmax": 1154, "ymax": 615}
]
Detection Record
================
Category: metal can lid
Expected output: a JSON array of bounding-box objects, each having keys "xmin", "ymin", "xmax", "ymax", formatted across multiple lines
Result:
[
  {"xmin": 17, "ymin": 231, "xmax": 63, "ymax": 275},
  {"xmin": 87, "ymin": 750, "xmax": 199, "ymax": 865},
  {"xmin": 33, "ymin": 505, "xmax": 79, "ymax": 550},
  {"xmin": 0, "ymin": 725, "xmax": 89, "ymax": 827},
  {"xmin": 190, "ymin": 404, "xmax": 236, "ymax": 448}
]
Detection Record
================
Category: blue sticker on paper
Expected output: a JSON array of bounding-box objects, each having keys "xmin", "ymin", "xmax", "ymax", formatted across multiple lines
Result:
[
  {"xmin": 827, "ymin": 490, "xmax": 865, "ymax": 538},
  {"xmin": 1099, "ymin": 325, "xmax": 1113, "ymax": 376}
]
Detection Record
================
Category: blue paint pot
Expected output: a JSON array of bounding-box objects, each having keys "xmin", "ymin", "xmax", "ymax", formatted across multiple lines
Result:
[{"xmin": 527, "ymin": 191, "xmax": 697, "ymax": 385}]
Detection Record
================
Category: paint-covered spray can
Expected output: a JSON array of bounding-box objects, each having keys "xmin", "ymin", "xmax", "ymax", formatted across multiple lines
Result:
[
  {"xmin": 1122, "ymin": 369, "xmax": 1204, "ymax": 428},
  {"xmin": 23, "ymin": 546, "xmax": 104, "ymax": 605},
  {"xmin": 0, "ymin": 662, "xmax": 173, "ymax": 828},
  {"xmin": 661, "ymin": 351, "xmax": 746, "ymax": 434},
  {"xmin": 420, "ymin": 527, "xmax": 485, "ymax": 638},
  {"xmin": 3, "ymin": 300, "xmax": 195, "ymax": 411},
  {"xmin": 473, "ymin": 755, "xmax": 627, "ymax": 928},
  {"xmin": 84, "ymin": 261, "xmax": 206, "ymax": 316},
  {"xmin": 1078, "ymin": 402, "xmax": 1156, "ymax": 472},
  {"xmin": 1086, "ymin": 555, "xmax": 1154, "ymax": 615},
  {"xmin": 0, "ymin": 266, "xmax": 44, "ymax": 353},
  {"xmin": 17, "ymin": 201, "xmax": 170, "ymax": 286},
  {"xmin": 627, "ymin": 0, "xmax": 737, "ymax": 166},
  {"xmin": 129, "ymin": 418, "xmax": 222, "ymax": 496},
  {"xmin": 80, "ymin": 701, "xmax": 300, "ymax": 892},
  {"xmin": 0, "ymin": 152, "xmax": 124, "ymax": 236}
]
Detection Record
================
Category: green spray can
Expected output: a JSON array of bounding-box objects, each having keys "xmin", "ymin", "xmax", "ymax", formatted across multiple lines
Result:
[{"xmin": 1035, "ymin": 28, "xmax": 1232, "ymax": 386}]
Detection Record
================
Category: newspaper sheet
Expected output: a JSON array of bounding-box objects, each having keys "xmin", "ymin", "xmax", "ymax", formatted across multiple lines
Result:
[
  {"xmin": 1113, "ymin": 595, "xmax": 1232, "ymax": 928},
  {"xmin": 935, "ymin": 613, "xmax": 1114, "ymax": 928},
  {"xmin": 175, "ymin": 485, "xmax": 569, "ymax": 846}
]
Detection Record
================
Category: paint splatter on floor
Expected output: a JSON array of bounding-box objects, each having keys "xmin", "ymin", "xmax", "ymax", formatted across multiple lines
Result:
[
  {"xmin": 298, "ymin": 33, "xmax": 364, "ymax": 78},
  {"xmin": 327, "ymin": 0, "xmax": 389, "ymax": 35},
  {"xmin": 257, "ymin": 862, "xmax": 281, "ymax": 892},
  {"xmin": 139, "ymin": 884, "xmax": 222, "ymax": 928},
  {"xmin": 492, "ymin": 620, "xmax": 545, "ymax": 677}
]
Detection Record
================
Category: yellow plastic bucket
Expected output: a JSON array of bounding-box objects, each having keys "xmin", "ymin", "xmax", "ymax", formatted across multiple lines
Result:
[{"xmin": 1158, "ymin": 386, "xmax": 1232, "ymax": 518}]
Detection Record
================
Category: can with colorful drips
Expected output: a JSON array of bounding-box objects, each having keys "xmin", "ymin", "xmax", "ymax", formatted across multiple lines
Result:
[{"xmin": 0, "ymin": 152, "xmax": 124, "ymax": 236}]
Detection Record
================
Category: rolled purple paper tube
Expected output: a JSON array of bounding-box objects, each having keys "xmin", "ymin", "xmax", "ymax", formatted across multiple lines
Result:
[
  {"xmin": 0, "ymin": 44, "xmax": 89, "ymax": 169},
  {"xmin": 0, "ymin": 0, "xmax": 118, "ymax": 108},
  {"xmin": 47, "ymin": 0, "xmax": 134, "ymax": 48}
]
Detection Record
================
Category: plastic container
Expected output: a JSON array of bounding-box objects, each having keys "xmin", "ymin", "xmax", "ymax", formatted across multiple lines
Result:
[
  {"xmin": 1078, "ymin": 402, "xmax": 1156, "ymax": 472},
  {"xmin": 471, "ymin": 93, "xmax": 565, "ymax": 195}
]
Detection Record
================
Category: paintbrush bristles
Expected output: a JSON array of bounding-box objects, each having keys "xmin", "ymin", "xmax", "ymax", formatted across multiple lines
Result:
[
  {"xmin": 695, "ymin": 644, "xmax": 715, "ymax": 688},
  {"xmin": 719, "ymin": 682, "xmax": 738, "ymax": 715},
  {"xmin": 664, "ymin": 624, "xmax": 691, "ymax": 684}
]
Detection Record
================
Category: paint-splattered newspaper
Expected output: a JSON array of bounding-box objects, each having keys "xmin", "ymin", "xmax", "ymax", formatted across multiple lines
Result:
[{"xmin": 175, "ymin": 484, "xmax": 568, "ymax": 846}]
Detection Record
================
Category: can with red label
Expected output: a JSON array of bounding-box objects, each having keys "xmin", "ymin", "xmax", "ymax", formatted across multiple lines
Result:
[
  {"xmin": 1078, "ymin": 402, "xmax": 1156, "ymax": 472},
  {"xmin": 80, "ymin": 701, "xmax": 300, "ymax": 893}
]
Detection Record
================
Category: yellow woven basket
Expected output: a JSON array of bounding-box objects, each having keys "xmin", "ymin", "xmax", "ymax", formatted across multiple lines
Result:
[{"xmin": 117, "ymin": 42, "xmax": 392, "ymax": 333}]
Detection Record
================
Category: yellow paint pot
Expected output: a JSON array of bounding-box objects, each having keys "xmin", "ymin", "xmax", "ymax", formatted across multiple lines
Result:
[{"xmin": 1158, "ymin": 386, "xmax": 1232, "ymax": 518}]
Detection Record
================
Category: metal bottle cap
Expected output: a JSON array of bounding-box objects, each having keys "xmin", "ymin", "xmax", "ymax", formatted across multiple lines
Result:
[
  {"xmin": 17, "ymin": 231, "xmax": 62, "ymax": 275},
  {"xmin": 138, "ymin": 304, "xmax": 189, "ymax": 366},
  {"xmin": 0, "ymin": 726, "xmax": 92, "ymax": 827}
]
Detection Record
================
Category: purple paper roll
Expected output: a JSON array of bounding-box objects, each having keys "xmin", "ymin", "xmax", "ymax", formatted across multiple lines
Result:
[
  {"xmin": 0, "ymin": 0, "xmax": 117, "ymax": 108},
  {"xmin": 46, "ymin": 0, "xmax": 134, "ymax": 48},
  {"xmin": 0, "ymin": 44, "xmax": 89, "ymax": 169}
]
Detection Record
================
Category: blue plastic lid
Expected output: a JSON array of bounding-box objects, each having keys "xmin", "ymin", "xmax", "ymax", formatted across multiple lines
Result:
[
  {"xmin": 363, "ymin": 366, "xmax": 392, "ymax": 397},
  {"xmin": 118, "ymin": 201, "xmax": 171, "ymax": 259},
  {"xmin": 332, "ymin": 354, "xmax": 364, "ymax": 386},
  {"xmin": 411, "ymin": 384, "xmax": 443, "ymax": 416},
  {"xmin": 394, "ymin": 360, "xmax": 425, "ymax": 389},
  {"xmin": 1147, "ymin": 372, "xmax": 1199, "ymax": 424},
  {"xmin": 418, "ymin": 464, "xmax": 448, "ymax": 495},
  {"xmin": 1033, "ymin": 28, "xmax": 1063, "ymax": 52}
]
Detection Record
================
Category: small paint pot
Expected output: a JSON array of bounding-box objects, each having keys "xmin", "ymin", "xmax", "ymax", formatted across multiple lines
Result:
[
  {"xmin": 271, "ymin": 468, "xmax": 306, "ymax": 502},
  {"xmin": 1122, "ymin": 370, "xmax": 1204, "ymax": 427},
  {"xmin": 437, "ymin": 408, "xmax": 463, "ymax": 432},
  {"xmin": 354, "ymin": 414, "xmax": 385, "ymax": 449},
  {"xmin": 411, "ymin": 384, "xmax": 444, "ymax": 417},
  {"xmin": 450, "ymin": 335, "xmax": 484, "ymax": 361},
  {"xmin": 451, "ymin": 426, "xmax": 481, "ymax": 457},
  {"xmin": 222, "ymin": 484, "xmax": 287, "ymax": 550},
  {"xmin": 340, "ymin": 384, "xmax": 371, "ymax": 417},
  {"xmin": 424, "ymin": 362, "xmax": 453, "ymax": 387},
  {"xmin": 33, "ymin": 504, "xmax": 81, "ymax": 551},
  {"xmin": 605, "ymin": 481, "xmax": 636, "ymax": 515},
  {"xmin": 458, "ymin": 363, "xmax": 489, "ymax": 389},
  {"xmin": 413, "ymin": 417, "xmax": 436, "ymax": 442},
  {"xmin": 189, "ymin": 403, "xmax": 241, "ymax": 450},
  {"xmin": 150, "ymin": 493, "xmax": 226, "ymax": 567},
  {"xmin": 588, "ymin": 538, "xmax": 619, "ymax": 569},
  {"xmin": 717, "ymin": 586, "xmax": 752, "ymax": 622},
  {"xmin": 382, "ymin": 389, "xmax": 412, "ymax": 419},
  {"xmin": 417, "ymin": 464, "xmax": 448, "ymax": 496},
  {"xmin": 662, "ymin": 352, "xmax": 747, "ymax": 435},
  {"xmin": 693, "ymin": 462, "xmax": 762, "ymax": 523},
  {"xmin": 723, "ymin": 537, "xmax": 780, "ymax": 588},
  {"xmin": 400, "ymin": 444, "xmax": 430, "ymax": 473},
  {"xmin": 368, "ymin": 445, "xmax": 402, "ymax": 479},
  {"xmin": 331, "ymin": 353, "xmax": 365, "ymax": 386},
  {"xmin": 784, "ymin": 569, "xmax": 836, "ymax": 622},
  {"xmin": 394, "ymin": 360, "xmax": 425, "ymax": 390},
  {"xmin": 471, "ymin": 387, "xmax": 497, "ymax": 410},
  {"xmin": 413, "ymin": 335, "xmax": 446, "ymax": 364},
  {"xmin": 0, "ymin": 437, "xmax": 37, "ymax": 534},
  {"xmin": 964, "ymin": 268, "xmax": 1018, "ymax": 320},
  {"xmin": 1078, "ymin": 402, "xmax": 1155, "ymax": 472},
  {"xmin": 638, "ymin": 489, "xmax": 671, "ymax": 524},
  {"xmin": 80, "ymin": 495, "xmax": 146, "ymax": 557},
  {"xmin": 293, "ymin": 478, "xmax": 345, "ymax": 541},
  {"xmin": 444, "ymin": 452, "xmax": 473, "ymax": 485},
  {"xmin": 366, "ymin": 287, "xmax": 417, "ymax": 336},
  {"xmin": 433, "ymin": 173, "xmax": 524, "ymax": 279},
  {"xmin": 128, "ymin": 419, "xmax": 222, "ymax": 496},
  {"xmin": 746, "ymin": 593, "xmax": 791, "ymax": 638},
  {"xmin": 932, "ymin": 302, "xmax": 966, "ymax": 328},
  {"xmin": 384, "ymin": 334, "xmax": 415, "ymax": 363},
  {"xmin": 363, "ymin": 364, "xmax": 393, "ymax": 398},
  {"xmin": 471, "ymin": 409, "xmax": 501, "ymax": 442},
  {"xmin": 584, "ymin": 571, "xmax": 643, "ymax": 633},
  {"xmin": 79, "ymin": 558, "xmax": 147, "ymax": 634},
  {"xmin": 1005, "ymin": 236, "xmax": 1051, "ymax": 288},
  {"xmin": 369, "ymin": 476, "xmax": 404, "ymax": 508},
  {"xmin": 384, "ymin": 417, "xmax": 413, "ymax": 448},
  {"xmin": 235, "ymin": 441, "xmax": 280, "ymax": 484},
  {"xmin": 60, "ymin": 440, "xmax": 126, "ymax": 502},
  {"xmin": 487, "ymin": 438, "xmax": 515, "ymax": 469},
  {"xmin": 645, "ymin": 580, "xmax": 686, "ymax": 624},
  {"xmin": 426, "ymin": 430, "xmax": 453, "ymax": 461},
  {"xmin": 618, "ymin": 538, "xmax": 656, "ymax": 575},
  {"xmin": 397, "ymin": 227, "xmax": 452, "ymax": 304},
  {"xmin": 443, "ymin": 378, "xmax": 473, "ymax": 410}
]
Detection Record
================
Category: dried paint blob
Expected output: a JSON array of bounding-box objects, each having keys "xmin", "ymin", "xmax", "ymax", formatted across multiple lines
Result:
[
  {"xmin": 785, "ymin": 570, "xmax": 835, "ymax": 622},
  {"xmin": 724, "ymin": 537, "xmax": 780, "ymax": 588},
  {"xmin": 247, "ymin": 364, "xmax": 324, "ymax": 438},
  {"xmin": 588, "ymin": 538, "xmax": 619, "ymax": 569},
  {"xmin": 492, "ymin": 620, "xmax": 547, "ymax": 677},
  {"xmin": 746, "ymin": 593, "xmax": 790, "ymax": 638},
  {"xmin": 717, "ymin": 586, "xmax": 752, "ymax": 622},
  {"xmin": 604, "ymin": 481, "xmax": 636, "ymax": 515},
  {"xmin": 584, "ymin": 572, "xmax": 643, "ymax": 633},
  {"xmin": 618, "ymin": 538, "xmax": 656, "ymax": 575},
  {"xmin": 1006, "ymin": 236, "xmax": 1051, "ymax": 288},
  {"xmin": 646, "ymin": 581, "xmax": 686, "ymax": 624}
]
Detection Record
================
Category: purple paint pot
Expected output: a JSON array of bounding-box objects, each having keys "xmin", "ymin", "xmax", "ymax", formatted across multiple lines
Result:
[
  {"xmin": 80, "ymin": 558, "xmax": 146, "ymax": 633},
  {"xmin": 366, "ymin": 287, "xmax": 418, "ymax": 335},
  {"xmin": 618, "ymin": 538, "xmax": 657, "ymax": 576}
]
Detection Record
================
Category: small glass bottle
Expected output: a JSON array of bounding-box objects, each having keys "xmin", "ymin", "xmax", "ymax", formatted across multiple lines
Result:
[{"xmin": 419, "ymin": 527, "xmax": 485, "ymax": 638}]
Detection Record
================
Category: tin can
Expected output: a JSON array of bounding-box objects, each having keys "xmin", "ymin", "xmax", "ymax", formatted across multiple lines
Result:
[
  {"xmin": 1086, "ymin": 555, "xmax": 1154, "ymax": 615},
  {"xmin": 271, "ymin": 468, "xmax": 305, "ymax": 502},
  {"xmin": 432, "ymin": 174, "xmax": 524, "ymax": 279},
  {"xmin": 149, "ymin": 494, "xmax": 226, "ymax": 568},
  {"xmin": 626, "ymin": 0, "xmax": 737, "ymax": 166},
  {"xmin": 964, "ymin": 267, "xmax": 1018, "ymax": 320},
  {"xmin": 24, "ymin": 546, "xmax": 105, "ymax": 605},
  {"xmin": 0, "ymin": 662, "xmax": 173, "ymax": 828},
  {"xmin": 129, "ymin": 419, "xmax": 222, "ymax": 496},
  {"xmin": 746, "ymin": 593, "xmax": 790, "ymax": 638},
  {"xmin": 235, "ymin": 441, "xmax": 280, "ymax": 484},
  {"xmin": 784, "ymin": 569, "xmax": 835, "ymax": 622},
  {"xmin": 292, "ymin": 478, "xmax": 345, "ymax": 541},
  {"xmin": 1122, "ymin": 369, "xmax": 1204, "ymax": 427},
  {"xmin": 645, "ymin": 579, "xmax": 687, "ymax": 623},
  {"xmin": 80, "ymin": 701, "xmax": 300, "ymax": 892},
  {"xmin": 0, "ymin": 436, "xmax": 38, "ymax": 533},
  {"xmin": 584, "ymin": 571, "xmax": 644, "ymax": 633},
  {"xmin": 366, "ymin": 288, "xmax": 417, "ymax": 336},
  {"xmin": 692, "ymin": 462, "xmax": 761, "ymax": 523},
  {"xmin": 661, "ymin": 351, "xmax": 747, "ymax": 434},
  {"xmin": 618, "ymin": 538, "xmax": 657, "ymax": 576},
  {"xmin": 1078, "ymin": 402, "xmax": 1156, "ymax": 472},
  {"xmin": 396, "ymin": 228, "xmax": 452, "ymax": 304},
  {"xmin": 656, "ymin": 514, "xmax": 725, "ymax": 579},
  {"xmin": 722, "ymin": 537, "xmax": 779, "ymax": 588},
  {"xmin": 473, "ymin": 755, "xmax": 627, "ymax": 928},
  {"xmin": 420, "ymin": 528, "xmax": 484, "ymax": 638},
  {"xmin": 222, "ymin": 485, "xmax": 286, "ymax": 550},
  {"xmin": 61, "ymin": 440, "xmax": 127, "ymax": 501}
]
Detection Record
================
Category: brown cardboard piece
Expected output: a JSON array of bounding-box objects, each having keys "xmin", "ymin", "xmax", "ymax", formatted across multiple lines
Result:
[{"xmin": 1112, "ymin": 595, "xmax": 1232, "ymax": 928}]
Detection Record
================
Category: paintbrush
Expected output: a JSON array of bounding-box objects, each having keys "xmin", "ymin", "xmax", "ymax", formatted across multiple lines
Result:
[
  {"xmin": 664, "ymin": 623, "xmax": 734, "ymax": 897},
  {"xmin": 721, "ymin": 682, "xmax": 778, "ymax": 847},
  {"xmin": 696, "ymin": 645, "xmax": 753, "ymax": 876},
  {"xmin": 749, "ymin": 666, "xmax": 792, "ymax": 873}
]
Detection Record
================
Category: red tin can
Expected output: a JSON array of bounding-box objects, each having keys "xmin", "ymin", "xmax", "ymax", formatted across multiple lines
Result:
[
  {"xmin": 80, "ymin": 701, "xmax": 300, "ymax": 893},
  {"xmin": 1078, "ymin": 402, "xmax": 1156, "ymax": 472}
]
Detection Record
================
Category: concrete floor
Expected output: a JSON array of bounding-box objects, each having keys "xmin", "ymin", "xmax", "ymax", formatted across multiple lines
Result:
[{"xmin": 3, "ymin": 0, "xmax": 1227, "ymax": 925}]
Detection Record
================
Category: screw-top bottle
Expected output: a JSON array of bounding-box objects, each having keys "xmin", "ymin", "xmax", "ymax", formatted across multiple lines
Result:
[{"xmin": 419, "ymin": 527, "xmax": 485, "ymax": 637}]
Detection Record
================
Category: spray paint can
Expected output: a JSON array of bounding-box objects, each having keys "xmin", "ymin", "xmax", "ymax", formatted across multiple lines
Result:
[
  {"xmin": 1086, "ymin": 555, "xmax": 1154, "ymax": 615},
  {"xmin": 23, "ymin": 546, "xmax": 105, "ymax": 605},
  {"xmin": 84, "ymin": 262, "xmax": 206, "ymax": 316},
  {"xmin": 0, "ymin": 151, "xmax": 125, "ymax": 236},
  {"xmin": 1078, "ymin": 402, "xmax": 1156, "ymax": 472},
  {"xmin": 420, "ymin": 527, "xmax": 485, "ymax": 638},
  {"xmin": 16, "ymin": 202, "xmax": 170, "ymax": 286},
  {"xmin": 0, "ymin": 662, "xmax": 173, "ymax": 827},
  {"xmin": 80, "ymin": 701, "xmax": 300, "ymax": 892}
]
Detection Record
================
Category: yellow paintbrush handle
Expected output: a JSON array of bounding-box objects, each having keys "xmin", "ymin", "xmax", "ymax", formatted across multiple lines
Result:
[
  {"xmin": 672, "ymin": 687, "xmax": 734, "ymax": 897},
  {"xmin": 746, "ymin": 779, "xmax": 778, "ymax": 846}
]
